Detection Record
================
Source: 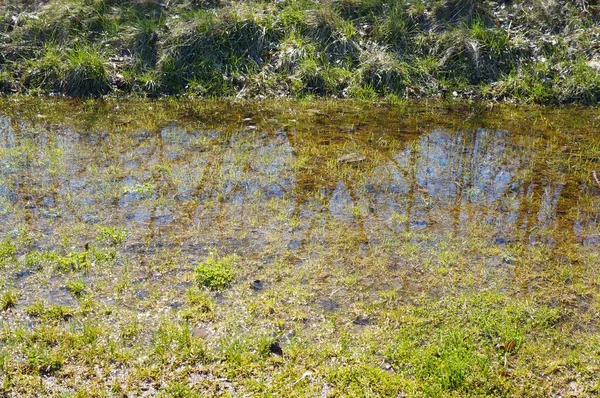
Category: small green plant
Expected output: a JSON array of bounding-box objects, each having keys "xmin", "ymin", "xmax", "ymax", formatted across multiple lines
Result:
[
  {"xmin": 26, "ymin": 251, "xmax": 60, "ymax": 269},
  {"xmin": 26, "ymin": 250, "xmax": 91, "ymax": 271},
  {"xmin": 0, "ymin": 238, "xmax": 16, "ymax": 266},
  {"xmin": 66, "ymin": 280, "xmax": 86, "ymax": 298},
  {"xmin": 97, "ymin": 227, "xmax": 127, "ymax": 246},
  {"xmin": 90, "ymin": 246, "xmax": 117, "ymax": 266},
  {"xmin": 25, "ymin": 302, "xmax": 73, "ymax": 321},
  {"xmin": 159, "ymin": 382, "xmax": 201, "ymax": 397},
  {"xmin": 123, "ymin": 182, "xmax": 155, "ymax": 198},
  {"xmin": 152, "ymin": 321, "xmax": 205, "ymax": 363},
  {"xmin": 25, "ymin": 346, "xmax": 63, "ymax": 375},
  {"xmin": 25, "ymin": 247, "xmax": 115, "ymax": 272},
  {"xmin": 121, "ymin": 318, "xmax": 141, "ymax": 341},
  {"xmin": 182, "ymin": 287, "xmax": 214, "ymax": 321},
  {"xmin": 0, "ymin": 289, "xmax": 18, "ymax": 310},
  {"xmin": 55, "ymin": 251, "xmax": 92, "ymax": 272},
  {"xmin": 195, "ymin": 254, "xmax": 235, "ymax": 290}
]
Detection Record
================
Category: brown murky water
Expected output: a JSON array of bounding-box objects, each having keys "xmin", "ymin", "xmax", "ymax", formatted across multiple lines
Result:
[{"xmin": 0, "ymin": 98, "xmax": 599, "ymax": 306}]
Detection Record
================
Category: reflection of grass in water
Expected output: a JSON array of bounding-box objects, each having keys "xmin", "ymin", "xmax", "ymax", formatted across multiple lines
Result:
[{"xmin": 0, "ymin": 100, "xmax": 598, "ymax": 394}]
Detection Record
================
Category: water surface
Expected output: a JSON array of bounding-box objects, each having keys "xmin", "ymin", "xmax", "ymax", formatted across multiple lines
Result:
[{"xmin": 0, "ymin": 98, "xmax": 599, "ymax": 394}]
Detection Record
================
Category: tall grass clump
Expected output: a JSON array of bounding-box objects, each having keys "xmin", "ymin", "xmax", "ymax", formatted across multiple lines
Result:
[
  {"xmin": 131, "ymin": 17, "xmax": 161, "ymax": 69},
  {"xmin": 63, "ymin": 45, "xmax": 109, "ymax": 97},
  {"xmin": 0, "ymin": 289, "xmax": 18, "ymax": 310},
  {"xmin": 23, "ymin": 44, "xmax": 63, "ymax": 93},
  {"xmin": 358, "ymin": 43, "xmax": 408, "ymax": 94}
]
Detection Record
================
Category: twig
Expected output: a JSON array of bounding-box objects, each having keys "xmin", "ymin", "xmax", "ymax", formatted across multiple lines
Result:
[{"xmin": 593, "ymin": 170, "xmax": 600, "ymax": 189}]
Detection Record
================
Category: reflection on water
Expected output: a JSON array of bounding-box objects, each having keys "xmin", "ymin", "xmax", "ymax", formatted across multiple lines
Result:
[{"xmin": 0, "ymin": 102, "xmax": 598, "ymax": 270}]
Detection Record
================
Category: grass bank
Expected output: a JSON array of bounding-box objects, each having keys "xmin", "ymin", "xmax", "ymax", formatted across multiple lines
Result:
[{"xmin": 1, "ymin": 0, "xmax": 600, "ymax": 103}]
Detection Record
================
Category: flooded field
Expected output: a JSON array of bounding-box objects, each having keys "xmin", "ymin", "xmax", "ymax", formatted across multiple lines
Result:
[{"xmin": 0, "ymin": 98, "xmax": 599, "ymax": 396}]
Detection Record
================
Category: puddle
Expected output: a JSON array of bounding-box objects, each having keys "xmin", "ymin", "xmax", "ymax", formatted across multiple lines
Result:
[{"xmin": 0, "ymin": 98, "xmax": 599, "ymax": 307}]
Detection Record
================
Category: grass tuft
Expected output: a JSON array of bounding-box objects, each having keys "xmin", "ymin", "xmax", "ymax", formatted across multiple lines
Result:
[
  {"xmin": 63, "ymin": 45, "xmax": 110, "ymax": 97},
  {"xmin": 65, "ymin": 280, "xmax": 86, "ymax": 298},
  {"xmin": 0, "ymin": 289, "xmax": 18, "ymax": 310},
  {"xmin": 195, "ymin": 254, "xmax": 235, "ymax": 290}
]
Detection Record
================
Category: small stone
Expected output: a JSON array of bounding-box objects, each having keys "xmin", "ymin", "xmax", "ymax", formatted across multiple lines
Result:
[
  {"xmin": 288, "ymin": 240, "xmax": 301, "ymax": 249},
  {"xmin": 494, "ymin": 237, "xmax": 509, "ymax": 245},
  {"xmin": 269, "ymin": 341, "xmax": 283, "ymax": 356},
  {"xmin": 337, "ymin": 153, "xmax": 365, "ymax": 164},
  {"xmin": 586, "ymin": 60, "xmax": 600, "ymax": 72},
  {"xmin": 353, "ymin": 315, "xmax": 371, "ymax": 326},
  {"xmin": 321, "ymin": 299, "xmax": 339, "ymax": 312},
  {"xmin": 251, "ymin": 280, "xmax": 263, "ymax": 291}
]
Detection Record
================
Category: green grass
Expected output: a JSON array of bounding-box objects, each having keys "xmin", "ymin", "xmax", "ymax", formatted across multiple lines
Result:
[
  {"xmin": 0, "ymin": 238, "xmax": 16, "ymax": 267},
  {"xmin": 97, "ymin": 226, "xmax": 127, "ymax": 246},
  {"xmin": 0, "ymin": 0, "xmax": 598, "ymax": 103},
  {"xmin": 65, "ymin": 280, "xmax": 86, "ymax": 297},
  {"xmin": 63, "ymin": 45, "xmax": 110, "ymax": 97},
  {"xmin": 0, "ymin": 289, "xmax": 18, "ymax": 310},
  {"xmin": 195, "ymin": 254, "xmax": 235, "ymax": 290}
]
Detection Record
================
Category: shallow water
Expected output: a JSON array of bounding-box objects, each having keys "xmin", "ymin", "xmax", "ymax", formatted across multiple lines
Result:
[
  {"xmin": 0, "ymin": 98, "xmax": 599, "ymax": 303},
  {"xmin": 2, "ymin": 98, "xmax": 600, "ymax": 395}
]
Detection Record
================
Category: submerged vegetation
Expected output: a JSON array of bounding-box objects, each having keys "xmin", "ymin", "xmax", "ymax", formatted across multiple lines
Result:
[
  {"xmin": 0, "ymin": 98, "xmax": 599, "ymax": 395},
  {"xmin": 0, "ymin": 0, "xmax": 599, "ymax": 103}
]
